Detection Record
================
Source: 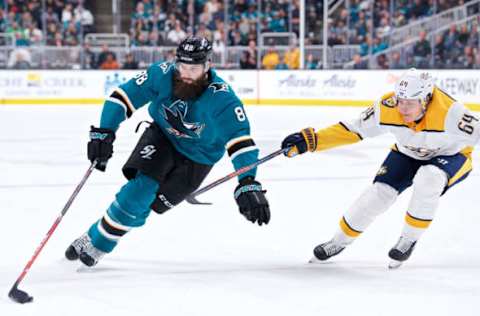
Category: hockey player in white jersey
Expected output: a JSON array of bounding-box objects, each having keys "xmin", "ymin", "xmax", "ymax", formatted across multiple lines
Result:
[{"xmin": 281, "ymin": 69, "xmax": 479, "ymax": 268}]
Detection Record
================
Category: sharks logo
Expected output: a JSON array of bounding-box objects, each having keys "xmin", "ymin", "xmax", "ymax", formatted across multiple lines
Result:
[
  {"xmin": 162, "ymin": 99, "xmax": 205, "ymax": 139},
  {"xmin": 209, "ymin": 82, "xmax": 229, "ymax": 93}
]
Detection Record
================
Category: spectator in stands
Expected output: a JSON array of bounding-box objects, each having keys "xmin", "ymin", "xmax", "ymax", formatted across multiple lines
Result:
[
  {"xmin": 75, "ymin": 3, "xmax": 95, "ymax": 34},
  {"xmin": 238, "ymin": 16, "xmax": 250, "ymax": 40},
  {"xmin": 389, "ymin": 51, "xmax": 406, "ymax": 69},
  {"xmin": 376, "ymin": 16, "xmax": 391, "ymax": 37},
  {"xmin": 148, "ymin": 29, "xmax": 163, "ymax": 46},
  {"xmin": 410, "ymin": 0, "xmax": 430, "ymax": 19},
  {"xmin": 166, "ymin": 20, "xmax": 187, "ymax": 45},
  {"xmin": 164, "ymin": 13, "xmax": 178, "ymax": 33},
  {"xmin": 443, "ymin": 25, "xmax": 462, "ymax": 67},
  {"xmin": 27, "ymin": 2, "xmax": 42, "ymax": 31},
  {"xmin": 240, "ymin": 39, "xmax": 257, "ymax": 69},
  {"xmin": 151, "ymin": 3, "xmax": 167, "ymax": 31},
  {"xmin": 53, "ymin": 31, "xmax": 63, "ymax": 46},
  {"xmin": 305, "ymin": 53, "xmax": 318, "ymax": 69},
  {"xmin": 359, "ymin": 35, "xmax": 371, "ymax": 56},
  {"xmin": 131, "ymin": 1, "xmax": 150, "ymax": 29},
  {"xmin": 413, "ymin": 30, "xmax": 431, "ymax": 68},
  {"xmin": 456, "ymin": 46, "xmax": 475, "ymax": 69},
  {"xmin": 46, "ymin": 22, "xmax": 58, "ymax": 45},
  {"xmin": 205, "ymin": 0, "xmax": 221, "ymax": 17},
  {"xmin": 468, "ymin": 23, "xmax": 479, "ymax": 48},
  {"xmin": 164, "ymin": 49, "xmax": 175, "ymax": 63},
  {"xmin": 229, "ymin": 29, "xmax": 243, "ymax": 46},
  {"xmin": 212, "ymin": 31, "xmax": 226, "ymax": 61},
  {"xmin": 352, "ymin": 53, "xmax": 367, "ymax": 69},
  {"xmin": 275, "ymin": 54, "xmax": 289, "ymax": 70},
  {"xmin": 97, "ymin": 44, "xmax": 116, "ymax": 68},
  {"xmin": 82, "ymin": 42, "xmax": 96, "ymax": 69},
  {"xmin": 8, "ymin": 48, "xmax": 31, "ymax": 69},
  {"xmin": 122, "ymin": 52, "xmax": 139, "ymax": 69},
  {"xmin": 372, "ymin": 36, "xmax": 388, "ymax": 54},
  {"xmin": 141, "ymin": 0, "xmax": 154, "ymax": 15},
  {"xmin": 6, "ymin": 21, "xmax": 29, "ymax": 46},
  {"xmin": 99, "ymin": 53, "xmax": 119, "ymax": 70},
  {"xmin": 45, "ymin": 6, "xmax": 60, "ymax": 25},
  {"xmin": 62, "ymin": 3, "xmax": 74, "ymax": 30},
  {"xmin": 196, "ymin": 23, "xmax": 212, "ymax": 42},
  {"xmin": 353, "ymin": 10, "xmax": 368, "ymax": 39},
  {"xmin": 433, "ymin": 34, "xmax": 445, "ymax": 68},
  {"xmin": 27, "ymin": 22, "xmax": 43, "ymax": 46},
  {"xmin": 392, "ymin": 10, "xmax": 407, "ymax": 27},
  {"xmin": 268, "ymin": 10, "xmax": 287, "ymax": 33},
  {"xmin": 291, "ymin": 0, "xmax": 300, "ymax": 36},
  {"xmin": 63, "ymin": 21, "xmax": 79, "ymax": 46},
  {"xmin": 474, "ymin": 50, "xmax": 480, "ymax": 69},
  {"xmin": 0, "ymin": 8, "xmax": 6, "ymax": 33},
  {"xmin": 457, "ymin": 23, "xmax": 470, "ymax": 47},
  {"xmin": 376, "ymin": 53, "xmax": 389, "ymax": 69},
  {"xmin": 262, "ymin": 47, "xmax": 280, "ymax": 69},
  {"xmin": 285, "ymin": 45, "xmax": 300, "ymax": 69},
  {"xmin": 135, "ymin": 32, "xmax": 149, "ymax": 46}
]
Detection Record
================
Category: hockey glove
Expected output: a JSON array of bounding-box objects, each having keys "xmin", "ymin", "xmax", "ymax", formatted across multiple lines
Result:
[
  {"xmin": 87, "ymin": 126, "xmax": 115, "ymax": 172},
  {"xmin": 234, "ymin": 177, "xmax": 270, "ymax": 226},
  {"xmin": 281, "ymin": 127, "xmax": 317, "ymax": 157}
]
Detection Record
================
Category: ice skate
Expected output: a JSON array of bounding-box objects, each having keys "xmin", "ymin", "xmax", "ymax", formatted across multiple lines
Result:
[
  {"xmin": 309, "ymin": 239, "xmax": 346, "ymax": 263},
  {"xmin": 388, "ymin": 237, "xmax": 416, "ymax": 269},
  {"xmin": 65, "ymin": 233, "xmax": 105, "ymax": 267}
]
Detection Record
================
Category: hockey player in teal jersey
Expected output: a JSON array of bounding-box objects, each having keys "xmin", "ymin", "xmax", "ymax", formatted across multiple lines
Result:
[{"xmin": 65, "ymin": 37, "xmax": 270, "ymax": 267}]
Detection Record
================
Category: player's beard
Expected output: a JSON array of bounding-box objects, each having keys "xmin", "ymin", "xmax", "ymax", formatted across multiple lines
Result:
[{"xmin": 173, "ymin": 71, "xmax": 210, "ymax": 101}]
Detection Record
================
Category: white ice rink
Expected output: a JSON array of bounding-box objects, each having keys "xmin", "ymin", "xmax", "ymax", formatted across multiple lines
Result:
[{"xmin": 1, "ymin": 105, "xmax": 479, "ymax": 315}]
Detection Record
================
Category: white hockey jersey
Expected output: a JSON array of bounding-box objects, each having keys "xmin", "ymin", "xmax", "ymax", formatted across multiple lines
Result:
[{"xmin": 314, "ymin": 87, "xmax": 480, "ymax": 161}]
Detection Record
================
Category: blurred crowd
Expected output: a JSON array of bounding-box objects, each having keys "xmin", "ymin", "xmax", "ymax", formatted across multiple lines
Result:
[
  {"xmin": 1, "ymin": 0, "xmax": 479, "ymax": 69},
  {"xmin": 0, "ymin": 0, "xmax": 94, "ymax": 47},
  {"xmin": 350, "ymin": 21, "xmax": 480, "ymax": 70}
]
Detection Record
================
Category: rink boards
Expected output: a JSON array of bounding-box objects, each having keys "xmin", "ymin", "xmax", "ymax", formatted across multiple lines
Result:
[{"xmin": 0, "ymin": 69, "xmax": 479, "ymax": 110}]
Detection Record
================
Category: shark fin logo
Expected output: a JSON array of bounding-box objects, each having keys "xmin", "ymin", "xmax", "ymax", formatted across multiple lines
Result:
[
  {"xmin": 162, "ymin": 100, "xmax": 204, "ymax": 139},
  {"xmin": 209, "ymin": 82, "xmax": 229, "ymax": 93}
]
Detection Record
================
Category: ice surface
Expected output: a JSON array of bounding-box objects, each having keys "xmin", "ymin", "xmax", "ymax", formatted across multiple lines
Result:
[{"xmin": 1, "ymin": 105, "xmax": 479, "ymax": 315}]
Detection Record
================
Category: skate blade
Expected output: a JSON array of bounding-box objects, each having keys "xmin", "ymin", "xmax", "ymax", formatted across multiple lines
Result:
[{"xmin": 388, "ymin": 259, "xmax": 403, "ymax": 269}]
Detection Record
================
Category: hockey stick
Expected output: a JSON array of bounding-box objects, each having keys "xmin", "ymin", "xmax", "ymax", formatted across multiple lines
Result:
[
  {"xmin": 8, "ymin": 160, "xmax": 97, "ymax": 304},
  {"xmin": 186, "ymin": 148, "xmax": 288, "ymax": 205}
]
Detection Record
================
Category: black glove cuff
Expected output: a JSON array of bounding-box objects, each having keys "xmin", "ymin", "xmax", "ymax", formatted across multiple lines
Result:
[{"xmin": 90, "ymin": 126, "xmax": 116, "ymax": 143}]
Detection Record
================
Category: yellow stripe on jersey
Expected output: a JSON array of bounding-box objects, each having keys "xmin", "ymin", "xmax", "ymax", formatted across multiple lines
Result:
[
  {"xmin": 378, "ymin": 87, "xmax": 456, "ymax": 132},
  {"xmin": 315, "ymin": 123, "xmax": 362, "ymax": 152},
  {"xmin": 405, "ymin": 213, "xmax": 432, "ymax": 229},
  {"xmin": 448, "ymin": 153, "xmax": 473, "ymax": 186},
  {"xmin": 460, "ymin": 146, "xmax": 473, "ymax": 158},
  {"xmin": 339, "ymin": 217, "xmax": 362, "ymax": 237}
]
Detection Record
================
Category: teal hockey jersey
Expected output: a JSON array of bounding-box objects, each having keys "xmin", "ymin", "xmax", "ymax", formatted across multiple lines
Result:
[{"xmin": 99, "ymin": 62, "xmax": 259, "ymax": 179}]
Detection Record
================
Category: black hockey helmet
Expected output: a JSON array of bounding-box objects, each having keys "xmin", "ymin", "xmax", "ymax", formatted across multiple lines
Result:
[{"xmin": 176, "ymin": 36, "xmax": 213, "ymax": 64}]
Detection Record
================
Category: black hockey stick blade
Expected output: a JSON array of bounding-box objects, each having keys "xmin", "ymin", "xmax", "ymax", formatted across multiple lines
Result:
[
  {"xmin": 185, "ymin": 195, "xmax": 212, "ymax": 205},
  {"xmin": 8, "ymin": 286, "xmax": 33, "ymax": 304}
]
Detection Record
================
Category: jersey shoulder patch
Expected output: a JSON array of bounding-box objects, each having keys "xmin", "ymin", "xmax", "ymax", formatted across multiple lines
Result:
[
  {"xmin": 380, "ymin": 91, "xmax": 397, "ymax": 108},
  {"xmin": 157, "ymin": 61, "xmax": 175, "ymax": 75},
  {"xmin": 377, "ymin": 91, "xmax": 406, "ymax": 127},
  {"xmin": 209, "ymin": 82, "xmax": 230, "ymax": 93}
]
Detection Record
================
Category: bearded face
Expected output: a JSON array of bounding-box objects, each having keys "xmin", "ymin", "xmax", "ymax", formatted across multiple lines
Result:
[{"xmin": 173, "ymin": 62, "xmax": 211, "ymax": 101}]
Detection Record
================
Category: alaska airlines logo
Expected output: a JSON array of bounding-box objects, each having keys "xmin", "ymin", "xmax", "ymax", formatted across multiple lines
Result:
[
  {"xmin": 162, "ymin": 99, "xmax": 205, "ymax": 139},
  {"xmin": 209, "ymin": 82, "xmax": 229, "ymax": 93}
]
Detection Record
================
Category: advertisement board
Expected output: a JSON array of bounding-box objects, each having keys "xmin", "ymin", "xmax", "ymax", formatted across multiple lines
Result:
[{"xmin": 0, "ymin": 70, "xmax": 478, "ymax": 109}]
